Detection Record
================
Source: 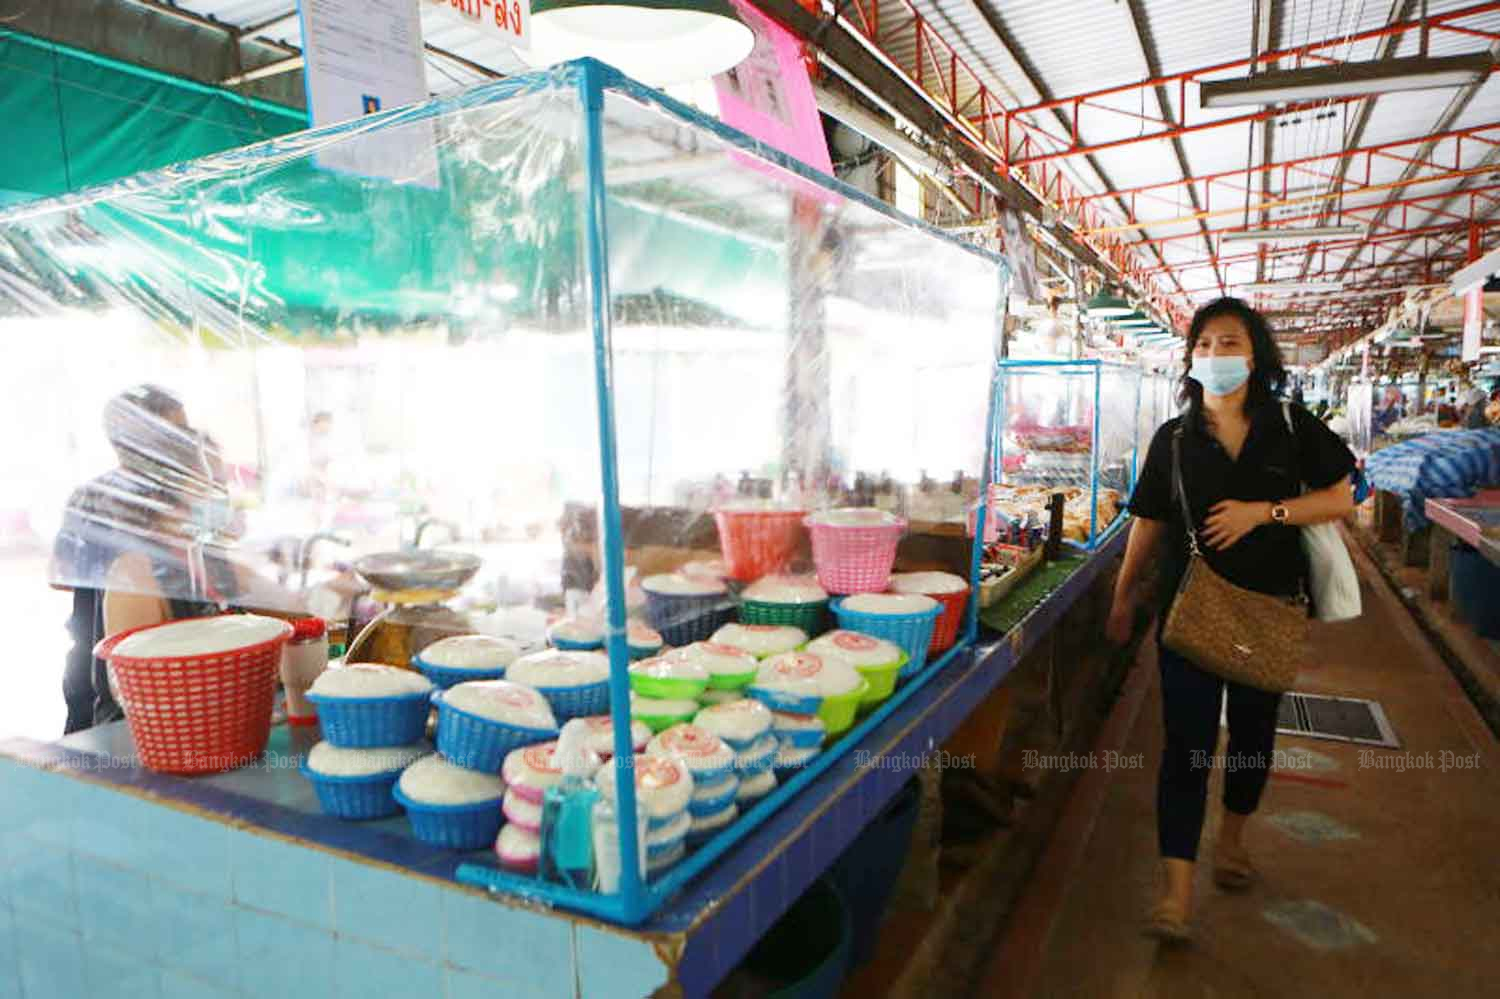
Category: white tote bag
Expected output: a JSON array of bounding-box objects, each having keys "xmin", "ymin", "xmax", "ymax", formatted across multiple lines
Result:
[{"xmin": 1283, "ymin": 404, "xmax": 1362, "ymax": 622}]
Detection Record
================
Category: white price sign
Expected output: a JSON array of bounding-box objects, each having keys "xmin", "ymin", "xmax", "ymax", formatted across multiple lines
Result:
[{"xmin": 430, "ymin": 0, "xmax": 531, "ymax": 52}]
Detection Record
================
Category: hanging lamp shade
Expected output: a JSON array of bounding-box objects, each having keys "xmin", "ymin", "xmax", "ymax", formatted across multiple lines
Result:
[
  {"xmin": 1112, "ymin": 312, "xmax": 1157, "ymax": 327},
  {"xmin": 521, "ymin": 0, "xmax": 755, "ymax": 86},
  {"xmin": 1083, "ymin": 287, "xmax": 1133, "ymax": 318}
]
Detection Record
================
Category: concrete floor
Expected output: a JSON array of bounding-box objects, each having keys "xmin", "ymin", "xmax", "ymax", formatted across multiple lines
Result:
[{"xmin": 1009, "ymin": 542, "xmax": 1500, "ymax": 998}]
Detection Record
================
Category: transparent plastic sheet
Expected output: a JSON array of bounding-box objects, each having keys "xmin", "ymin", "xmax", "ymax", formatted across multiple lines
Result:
[
  {"xmin": 992, "ymin": 360, "xmax": 1139, "ymax": 549},
  {"xmin": 1347, "ymin": 381, "xmax": 1375, "ymax": 457},
  {"xmin": 0, "ymin": 61, "xmax": 1003, "ymax": 922}
]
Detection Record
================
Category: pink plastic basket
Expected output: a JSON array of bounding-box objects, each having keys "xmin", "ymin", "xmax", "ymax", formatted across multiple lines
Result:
[
  {"xmin": 804, "ymin": 514, "xmax": 906, "ymax": 594},
  {"xmin": 713, "ymin": 508, "xmax": 807, "ymax": 582},
  {"xmin": 94, "ymin": 615, "xmax": 292, "ymax": 775}
]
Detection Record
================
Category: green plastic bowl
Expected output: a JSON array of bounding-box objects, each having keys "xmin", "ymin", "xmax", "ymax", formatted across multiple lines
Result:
[
  {"xmin": 632, "ymin": 703, "xmax": 699, "ymax": 733},
  {"xmin": 740, "ymin": 598, "xmax": 829, "ymax": 637},
  {"xmin": 818, "ymin": 679, "xmax": 870, "ymax": 737},
  {"xmin": 855, "ymin": 652, "xmax": 908, "ymax": 709},
  {"xmin": 706, "ymin": 668, "xmax": 758, "ymax": 691},
  {"xmin": 629, "ymin": 672, "xmax": 709, "ymax": 701}
]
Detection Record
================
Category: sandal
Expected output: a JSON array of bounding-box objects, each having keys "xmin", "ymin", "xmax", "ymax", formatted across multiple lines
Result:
[
  {"xmin": 1144, "ymin": 897, "xmax": 1193, "ymax": 944},
  {"xmin": 1213, "ymin": 844, "xmax": 1257, "ymax": 892}
]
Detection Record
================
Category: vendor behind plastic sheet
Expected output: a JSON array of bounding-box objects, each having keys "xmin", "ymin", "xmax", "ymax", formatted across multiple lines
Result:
[{"xmin": 53, "ymin": 385, "xmax": 244, "ymax": 734}]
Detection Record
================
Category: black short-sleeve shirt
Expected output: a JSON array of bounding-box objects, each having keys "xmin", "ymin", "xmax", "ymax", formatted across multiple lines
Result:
[{"xmin": 1128, "ymin": 401, "xmax": 1356, "ymax": 610}]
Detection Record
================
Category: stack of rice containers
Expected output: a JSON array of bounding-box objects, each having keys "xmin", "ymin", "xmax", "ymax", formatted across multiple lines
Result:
[
  {"xmin": 300, "ymin": 663, "xmax": 437, "ymax": 822},
  {"xmin": 382, "ymin": 635, "xmax": 558, "ymax": 854},
  {"xmin": 695, "ymin": 699, "xmax": 779, "ymax": 813},
  {"xmin": 747, "ymin": 651, "xmax": 865, "ymax": 779},
  {"xmin": 596, "ymin": 753, "xmax": 696, "ymax": 878},
  {"xmin": 646, "ymin": 724, "xmax": 737, "ymax": 853}
]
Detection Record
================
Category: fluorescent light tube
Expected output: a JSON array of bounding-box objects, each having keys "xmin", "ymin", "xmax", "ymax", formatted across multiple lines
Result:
[
  {"xmin": 1200, "ymin": 53, "xmax": 1493, "ymax": 108},
  {"xmin": 1219, "ymin": 225, "xmax": 1366, "ymax": 244},
  {"xmin": 1239, "ymin": 281, "xmax": 1344, "ymax": 294},
  {"xmin": 1450, "ymin": 245, "xmax": 1500, "ymax": 297}
]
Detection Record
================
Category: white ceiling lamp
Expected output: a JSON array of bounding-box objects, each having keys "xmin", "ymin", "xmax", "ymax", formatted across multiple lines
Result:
[
  {"xmin": 521, "ymin": 0, "xmax": 754, "ymax": 86},
  {"xmin": 814, "ymin": 87, "xmax": 950, "ymax": 182},
  {"xmin": 1199, "ymin": 53, "xmax": 1493, "ymax": 108},
  {"xmin": 1239, "ymin": 281, "xmax": 1344, "ymax": 294},
  {"xmin": 1219, "ymin": 224, "xmax": 1366, "ymax": 244},
  {"xmin": 1450, "ymin": 244, "xmax": 1500, "ymax": 296}
]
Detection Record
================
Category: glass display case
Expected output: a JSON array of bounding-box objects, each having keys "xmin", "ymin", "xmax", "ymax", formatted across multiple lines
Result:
[
  {"xmin": 0, "ymin": 61, "xmax": 1003, "ymax": 925},
  {"xmin": 991, "ymin": 359, "xmax": 1140, "ymax": 549}
]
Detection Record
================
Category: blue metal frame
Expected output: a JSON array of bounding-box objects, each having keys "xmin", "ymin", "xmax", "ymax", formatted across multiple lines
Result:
[
  {"xmin": 992, "ymin": 358, "xmax": 1142, "ymax": 551},
  {"xmin": 449, "ymin": 59, "xmax": 1005, "ymax": 926}
]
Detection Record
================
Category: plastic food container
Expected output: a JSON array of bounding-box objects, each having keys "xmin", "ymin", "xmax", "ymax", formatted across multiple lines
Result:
[
  {"xmin": 710, "ymin": 623, "xmax": 808, "ymax": 660},
  {"xmin": 713, "ymin": 504, "xmax": 808, "ymax": 581},
  {"xmin": 641, "ymin": 573, "xmax": 734, "ymax": 647},
  {"xmin": 804, "ymin": 509, "xmax": 906, "ymax": 595},
  {"xmin": 629, "ymin": 655, "xmax": 710, "ymax": 701},
  {"xmin": 546, "ymin": 616, "xmax": 605, "ymax": 652},
  {"xmin": 830, "ymin": 596, "xmax": 943, "ymax": 679},
  {"xmin": 807, "ymin": 631, "xmax": 907, "ymax": 708},
  {"xmin": 688, "ymin": 773, "xmax": 740, "ymax": 817},
  {"xmin": 817, "ymin": 679, "xmax": 869, "ymax": 737},
  {"xmin": 433, "ymin": 683, "xmax": 559, "ymax": 773},
  {"xmin": 94, "ymin": 614, "xmax": 294, "ymax": 774},
  {"xmin": 738, "ymin": 575, "xmax": 829, "ymax": 634},
  {"xmin": 496, "ymin": 823, "xmax": 541, "ymax": 872},
  {"xmin": 631, "ymin": 695, "xmax": 700, "ymax": 733},
  {"xmin": 505, "ymin": 650, "xmax": 611, "ymax": 722},
  {"xmin": 394, "ymin": 756, "xmax": 505, "ymax": 849},
  {"xmin": 626, "ymin": 622, "xmax": 664, "ymax": 661},
  {"xmin": 301, "ymin": 743, "xmax": 429, "ymax": 821},
  {"xmin": 412, "ymin": 634, "xmax": 519, "ymax": 689},
  {"xmin": 888, "ymin": 572, "xmax": 972, "ymax": 654},
  {"xmin": 646, "ymin": 724, "xmax": 736, "ymax": 785},
  {"xmin": 772, "ymin": 712, "xmax": 826, "ymax": 750},
  {"xmin": 666, "ymin": 642, "xmax": 759, "ymax": 692}
]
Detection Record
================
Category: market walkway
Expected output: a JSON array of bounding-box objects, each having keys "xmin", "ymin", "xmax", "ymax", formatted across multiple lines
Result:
[{"xmin": 983, "ymin": 534, "xmax": 1500, "ymax": 998}]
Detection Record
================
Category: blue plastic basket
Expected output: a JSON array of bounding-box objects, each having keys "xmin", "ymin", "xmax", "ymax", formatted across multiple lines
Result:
[
  {"xmin": 532, "ymin": 680, "xmax": 610, "ymax": 722},
  {"xmin": 410, "ymin": 654, "xmax": 506, "ymax": 691},
  {"xmin": 301, "ymin": 764, "xmax": 404, "ymax": 820},
  {"xmin": 644, "ymin": 591, "xmax": 735, "ymax": 647},
  {"xmin": 688, "ymin": 777, "xmax": 740, "ymax": 817},
  {"xmin": 682, "ymin": 760, "xmax": 737, "ymax": 786},
  {"xmin": 433, "ymin": 695, "xmax": 558, "ymax": 773},
  {"xmin": 392, "ymin": 787, "xmax": 503, "ymax": 850},
  {"xmin": 746, "ymin": 686, "xmax": 822, "ymax": 716},
  {"xmin": 829, "ymin": 598, "xmax": 943, "ymax": 679},
  {"xmin": 305, "ymin": 691, "xmax": 431, "ymax": 748},
  {"xmin": 627, "ymin": 639, "xmax": 664, "ymax": 661}
]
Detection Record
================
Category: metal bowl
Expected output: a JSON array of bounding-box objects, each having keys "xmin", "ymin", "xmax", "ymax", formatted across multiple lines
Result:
[{"xmin": 353, "ymin": 550, "xmax": 481, "ymax": 594}]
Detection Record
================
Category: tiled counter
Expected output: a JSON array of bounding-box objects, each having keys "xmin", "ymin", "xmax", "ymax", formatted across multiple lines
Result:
[{"xmin": 0, "ymin": 531, "xmax": 1125, "ymax": 999}]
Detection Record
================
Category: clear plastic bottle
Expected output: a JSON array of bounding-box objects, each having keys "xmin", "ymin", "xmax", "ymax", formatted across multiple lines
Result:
[{"xmin": 539, "ymin": 720, "xmax": 601, "ymax": 889}]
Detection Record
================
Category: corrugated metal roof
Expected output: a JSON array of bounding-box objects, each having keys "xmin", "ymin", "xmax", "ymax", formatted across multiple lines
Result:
[{"xmin": 163, "ymin": 0, "xmax": 1500, "ymax": 322}]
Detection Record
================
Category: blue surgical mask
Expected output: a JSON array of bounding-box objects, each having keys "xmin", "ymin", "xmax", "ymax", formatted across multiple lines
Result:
[{"xmin": 1190, "ymin": 355, "xmax": 1251, "ymax": 397}]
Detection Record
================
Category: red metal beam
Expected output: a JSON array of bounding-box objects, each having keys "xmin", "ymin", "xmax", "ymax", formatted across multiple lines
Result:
[
  {"xmin": 1078, "ymin": 121, "xmax": 1500, "ymax": 206},
  {"xmin": 1126, "ymin": 182, "xmax": 1500, "ymax": 249},
  {"xmin": 1139, "ymin": 220, "xmax": 1487, "ymax": 276}
]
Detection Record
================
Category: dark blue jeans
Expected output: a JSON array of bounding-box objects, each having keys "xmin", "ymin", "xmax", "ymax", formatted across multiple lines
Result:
[{"xmin": 1157, "ymin": 643, "xmax": 1283, "ymax": 861}]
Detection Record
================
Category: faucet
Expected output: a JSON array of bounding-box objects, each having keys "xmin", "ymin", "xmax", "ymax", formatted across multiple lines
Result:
[
  {"xmin": 414, "ymin": 517, "xmax": 460, "ymax": 548},
  {"xmin": 298, "ymin": 531, "xmax": 352, "ymax": 590}
]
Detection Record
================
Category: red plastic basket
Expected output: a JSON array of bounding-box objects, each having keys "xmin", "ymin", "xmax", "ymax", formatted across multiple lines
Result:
[
  {"xmin": 804, "ymin": 516, "xmax": 906, "ymax": 595},
  {"xmin": 925, "ymin": 587, "xmax": 971, "ymax": 654},
  {"xmin": 94, "ymin": 615, "xmax": 292, "ymax": 775},
  {"xmin": 713, "ymin": 508, "xmax": 807, "ymax": 582}
]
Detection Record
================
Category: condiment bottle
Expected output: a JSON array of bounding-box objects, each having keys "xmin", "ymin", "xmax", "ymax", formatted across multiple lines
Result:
[
  {"xmin": 281, "ymin": 617, "xmax": 328, "ymax": 725},
  {"xmin": 540, "ymin": 720, "xmax": 602, "ymax": 890}
]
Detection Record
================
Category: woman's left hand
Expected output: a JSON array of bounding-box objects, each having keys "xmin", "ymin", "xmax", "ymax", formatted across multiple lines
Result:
[{"xmin": 1201, "ymin": 500, "xmax": 1270, "ymax": 550}]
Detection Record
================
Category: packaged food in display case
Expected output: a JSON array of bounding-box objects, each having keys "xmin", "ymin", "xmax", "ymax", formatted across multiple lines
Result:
[
  {"xmin": 992, "ymin": 360, "xmax": 1141, "ymax": 549},
  {"xmin": 0, "ymin": 60, "xmax": 1002, "ymax": 926}
]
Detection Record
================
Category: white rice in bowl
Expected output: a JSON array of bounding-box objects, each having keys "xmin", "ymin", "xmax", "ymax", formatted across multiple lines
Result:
[
  {"xmin": 311, "ymin": 663, "xmax": 433, "ymax": 699},
  {"xmin": 397, "ymin": 755, "xmax": 505, "ymax": 806}
]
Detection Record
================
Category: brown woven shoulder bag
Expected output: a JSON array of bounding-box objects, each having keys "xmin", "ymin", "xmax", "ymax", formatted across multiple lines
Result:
[{"xmin": 1160, "ymin": 427, "xmax": 1307, "ymax": 693}]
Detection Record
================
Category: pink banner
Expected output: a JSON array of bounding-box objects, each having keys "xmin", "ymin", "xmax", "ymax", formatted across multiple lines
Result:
[{"xmin": 713, "ymin": 0, "xmax": 833, "ymax": 177}]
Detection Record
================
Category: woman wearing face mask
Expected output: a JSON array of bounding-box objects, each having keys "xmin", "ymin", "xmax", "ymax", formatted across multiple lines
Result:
[{"xmin": 1104, "ymin": 298, "xmax": 1355, "ymax": 943}]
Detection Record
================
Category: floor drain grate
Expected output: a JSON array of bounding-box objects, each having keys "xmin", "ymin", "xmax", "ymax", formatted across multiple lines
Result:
[{"xmin": 1223, "ymin": 693, "xmax": 1400, "ymax": 748}]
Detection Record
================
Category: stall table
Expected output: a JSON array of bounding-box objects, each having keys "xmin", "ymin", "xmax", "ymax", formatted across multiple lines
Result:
[
  {"xmin": 0, "ymin": 533, "xmax": 1125, "ymax": 998},
  {"xmin": 1424, "ymin": 491, "xmax": 1500, "ymax": 600}
]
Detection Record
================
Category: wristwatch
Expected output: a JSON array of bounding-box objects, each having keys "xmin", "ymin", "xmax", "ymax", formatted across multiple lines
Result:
[{"xmin": 1270, "ymin": 502, "xmax": 1290, "ymax": 524}]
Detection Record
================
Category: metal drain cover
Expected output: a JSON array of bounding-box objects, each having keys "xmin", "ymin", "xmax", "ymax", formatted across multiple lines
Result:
[{"xmin": 1223, "ymin": 693, "xmax": 1400, "ymax": 748}]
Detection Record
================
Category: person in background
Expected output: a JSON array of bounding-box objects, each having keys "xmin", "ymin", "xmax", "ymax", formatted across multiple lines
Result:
[
  {"xmin": 1487, "ymin": 388, "xmax": 1500, "ymax": 427},
  {"xmin": 1105, "ymin": 298, "xmax": 1355, "ymax": 944},
  {"xmin": 1373, "ymin": 387, "xmax": 1405, "ymax": 433},
  {"xmin": 1462, "ymin": 386, "xmax": 1490, "ymax": 429},
  {"xmin": 54, "ymin": 386, "xmax": 244, "ymax": 732},
  {"xmin": 1291, "ymin": 385, "xmax": 1306, "ymax": 407}
]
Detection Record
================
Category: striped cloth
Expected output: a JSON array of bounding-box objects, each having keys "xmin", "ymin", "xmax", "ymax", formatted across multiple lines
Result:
[{"xmin": 1365, "ymin": 429, "xmax": 1500, "ymax": 530}]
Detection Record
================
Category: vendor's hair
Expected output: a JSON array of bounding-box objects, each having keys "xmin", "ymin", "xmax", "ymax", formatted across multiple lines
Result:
[{"xmin": 1179, "ymin": 297, "xmax": 1287, "ymax": 431}]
